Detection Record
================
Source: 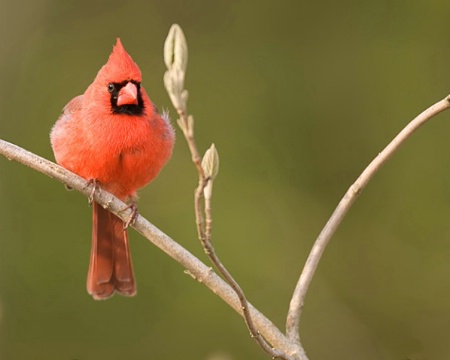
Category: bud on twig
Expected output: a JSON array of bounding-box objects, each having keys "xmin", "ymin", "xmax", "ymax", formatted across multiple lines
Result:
[
  {"xmin": 164, "ymin": 24, "xmax": 188, "ymax": 73},
  {"xmin": 164, "ymin": 24, "xmax": 188, "ymax": 113},
  {"xmin": 202, "ymin": 144, "xmax": 219, "ymax": 181},
  {"xmin": 202, "ymin": 144, "xmax": 219, "ymax": 200}
]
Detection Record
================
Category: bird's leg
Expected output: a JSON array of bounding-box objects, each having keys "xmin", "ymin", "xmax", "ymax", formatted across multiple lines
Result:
[
  {"xmin": 122, "ymin": 197, "xmax": 139, "ymax": 229},
  {"xmin": 83, "ymin": 179, "xmax": 101, "ymax": 205}
]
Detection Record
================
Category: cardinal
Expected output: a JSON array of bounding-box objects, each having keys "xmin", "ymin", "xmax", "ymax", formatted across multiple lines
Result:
[{"xmin": 50, "ymin": 39, "xmax": 175, "ymax": 300}]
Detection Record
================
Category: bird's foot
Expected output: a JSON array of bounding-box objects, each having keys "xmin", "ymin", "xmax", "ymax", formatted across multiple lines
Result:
[
  {"xmin": 122, "ymin": 199, "xmax": 139, "ymax": 229},
  {"xmin": 84, "ymin": 179, "xmax": 101, "ymax": 205}
]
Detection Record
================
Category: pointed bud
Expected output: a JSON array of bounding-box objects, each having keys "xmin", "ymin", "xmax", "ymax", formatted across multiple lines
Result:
[
  {"xmin": 164, "ymin": 24, "xmax": 188, "ymax": 73},
  {"xmin": 163, "ymin": 25, "xmax": 189, "ymax": 113},
  {"xmin": 202, "ymin": 144, "xmax": 220, "ymax": 181}
]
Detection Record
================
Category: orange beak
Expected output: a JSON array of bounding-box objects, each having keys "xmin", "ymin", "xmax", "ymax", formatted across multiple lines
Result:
[{"xmin": 117, "ymin": 82, "xmax": 138, "ymax": 106}]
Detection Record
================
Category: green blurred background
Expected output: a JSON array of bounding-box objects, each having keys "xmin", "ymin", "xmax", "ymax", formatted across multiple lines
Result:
[{"xmin": 1, "ymin": 0, "xmax": 450, "ymax": 359}]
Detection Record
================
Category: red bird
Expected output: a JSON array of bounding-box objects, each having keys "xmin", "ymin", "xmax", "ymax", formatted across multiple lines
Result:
[{"xmin": 50, "ymin": 39, "xmax": 175, "ymax": 300}]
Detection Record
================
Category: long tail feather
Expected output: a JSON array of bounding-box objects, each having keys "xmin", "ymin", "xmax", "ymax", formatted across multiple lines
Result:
[{"xmin": 87, "ymin": 202, "xmax": 136, "ymax": 299}]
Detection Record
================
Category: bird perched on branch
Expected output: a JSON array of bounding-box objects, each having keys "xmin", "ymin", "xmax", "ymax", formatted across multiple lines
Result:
[{"xmin": 51, "ymin": 39, "xmax": 175, "ymax": 300}]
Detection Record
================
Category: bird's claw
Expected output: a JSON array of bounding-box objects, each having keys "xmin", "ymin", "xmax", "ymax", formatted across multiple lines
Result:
[
  {"xmin": 123, "ymin": 200, "xmax": 139, "ymax": 229},
  {"xmin": 84, "ymin": 179, "xmax": 100, "ymax": 205}
]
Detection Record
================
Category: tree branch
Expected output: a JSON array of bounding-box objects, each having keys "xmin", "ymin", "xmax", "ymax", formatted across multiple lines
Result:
[
  {"xmin": 0, "ymin": 138, "xmax": 304, "ymax": 360},
  {"xmin": 285, "ymin": 95, "xmax": 450, "ymax": 344},
  {"xmin": 6, "ymin": 23, "xmax": 444, "ymax": 360},
  {"xmin": 163, "ymin": 24, "xmax": 298, "ymax": 359}
]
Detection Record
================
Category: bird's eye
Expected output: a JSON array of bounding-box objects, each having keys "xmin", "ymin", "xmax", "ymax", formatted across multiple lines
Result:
[{"xmin": 107, "ymin": 83, "xmax": 115, "ymax": 93}]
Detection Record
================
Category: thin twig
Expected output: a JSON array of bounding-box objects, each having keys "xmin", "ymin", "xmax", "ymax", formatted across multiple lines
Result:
[
  {"xmin": 285, "ymin": 95, "xmax": 450, "ymax": 343},
  {"xmin": 178, "ymin": 110, "xmax": 289, "ymax": 359},
  {"xmin": 177, "ymin": 110, "xmax": 208, "ymax": 243},
  {"xmin": 0, "ymin": 138, "xmax": 303, "ymax": 360},
  {"xmin": 164, "ymin": 24, "xmax": 298, "ymax": 359},
  {"xmin": 204, "ymin": 183, "xmax": 213, "ymax": 242}
]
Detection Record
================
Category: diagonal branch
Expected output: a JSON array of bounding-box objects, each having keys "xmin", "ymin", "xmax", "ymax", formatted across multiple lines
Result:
[
  {"xmin": 0, "ymin": 138, "xmax": 304, "ymax": 360},
  {"xmin": 285, "ymin": 95, "xmax": 450, "ymax": 344}
]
